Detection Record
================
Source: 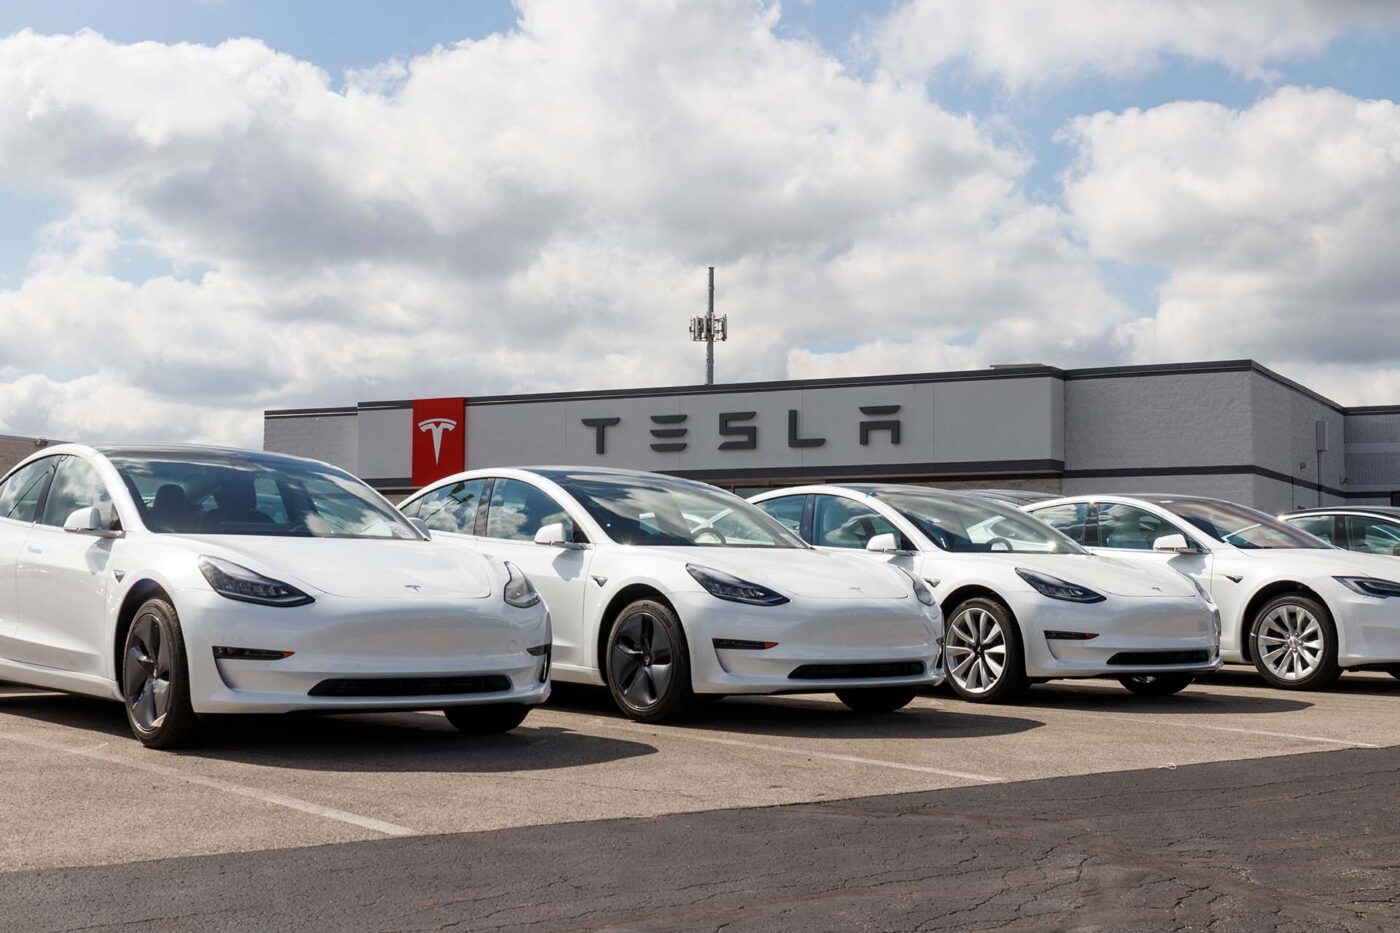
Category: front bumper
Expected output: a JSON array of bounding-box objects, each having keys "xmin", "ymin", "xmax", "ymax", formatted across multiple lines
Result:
[
  {"xmin": 1013, "ymin": 593, "xmax": 1222, "ymax": 679},
  {"xmin": 178, "ymin": 588, "xmax": 552, "ymax": 714},
  {"xmin": 1331, "ymin": 587, "xmax": 1400, "ymax": 668},
  {"xmin": 674, "ymin": 590, "xmax": 945, "ymax": 695}
]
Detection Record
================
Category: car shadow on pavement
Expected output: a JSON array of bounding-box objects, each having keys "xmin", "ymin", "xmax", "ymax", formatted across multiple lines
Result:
[
  {"xmin": 1195, "ymin": 665, "xmax": 1400, "ymax": 697},
  {"xmin": 0, "ymin": 687, "xmax": 658, "ymax": 773},
  {"xmin": 544, "ymin": 683, "xmax": 1044, "ymax": 740},
  {"xmin": 980, "ymin": 678, "xmax": 1313, "ymax": 715}
]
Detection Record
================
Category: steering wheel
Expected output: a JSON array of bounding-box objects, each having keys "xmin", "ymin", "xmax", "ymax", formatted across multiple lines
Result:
[
  {"xmin": 986, "ymin": 536, "xmax": 1012, "ymax": 552},
  {"xmin": 693, "ymin": 529, "xmax": 725, "ymax": 545}
]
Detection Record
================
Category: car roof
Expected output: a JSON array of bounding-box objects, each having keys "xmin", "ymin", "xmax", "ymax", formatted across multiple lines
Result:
[
  {"xmin": 1285, "ymin": 505, "xmax": 1400, "ymax": 517},
  {"xmin": 813, "ymin": 483, "xmax": 1006, "ymax": 503}
]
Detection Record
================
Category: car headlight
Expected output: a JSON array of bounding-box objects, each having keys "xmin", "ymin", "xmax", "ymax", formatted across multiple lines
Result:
[
  {"xmin": 687, "ymin": 564, "xmax": 789, "ymax": 606},
  {"xmin": 895, "ymin": 566, "xmax": 937, "ymax": 606},
  {"xmin": 1335, "ymin": 576, "xmax": 1400, "ymax": 598},
  {"xmin": 503, "ymin": 561, "xmax": 542, "ymax": 608},
  {"xmin": 199, "ymin": 557, "xmax": 313, "ymax": 607},
  {"xmin": 1015, "ymin": 568, "xmax": 1105, "ymax": 604}
]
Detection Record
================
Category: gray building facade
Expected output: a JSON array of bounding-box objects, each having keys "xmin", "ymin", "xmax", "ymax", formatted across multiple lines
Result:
[
  {"xmin": 262, "ymin": 359, "xmax": 1400, "ymax": 513},
  {"xmin": 0, "ymin": 434, "xmax": 56, "ymax": 477}
]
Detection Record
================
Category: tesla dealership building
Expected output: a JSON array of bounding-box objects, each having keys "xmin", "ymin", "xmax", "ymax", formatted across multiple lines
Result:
[{"xmin": 262, "ymin": 359, "xmax": 1400, "ymax": 513}]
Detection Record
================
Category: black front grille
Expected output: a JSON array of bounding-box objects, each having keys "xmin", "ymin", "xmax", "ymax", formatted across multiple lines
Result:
[
  {"xmin": 1106, "ymin": 650, "xmax": 1210, "ymax": 667},
  {"xmin": 788, "ymin": 661, "xmax": 924, "ymax": 681},
  {"xmin": 308, "ymin": 675, "xmax": 512, "ymax": 697}
]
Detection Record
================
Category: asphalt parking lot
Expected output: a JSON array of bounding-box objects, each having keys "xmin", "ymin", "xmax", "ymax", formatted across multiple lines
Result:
[{"xmin": 4, "ymin": 668, "xmax": 1400, "ymax": 930}]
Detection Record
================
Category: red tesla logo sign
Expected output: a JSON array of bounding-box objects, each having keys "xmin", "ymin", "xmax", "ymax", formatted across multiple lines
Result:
[{"xmin": 411, "ymin": 397, "xmax": 466, "ymax": 487}]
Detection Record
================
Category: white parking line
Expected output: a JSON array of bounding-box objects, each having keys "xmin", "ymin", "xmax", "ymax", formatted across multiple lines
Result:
[
  {"xmin": 1049, "ymin": 711, "xmax": 1379, "ymax": 749},
  {"xmin": 0, "ymin": 730, "xmax": 417, "ymax": 837},
  {"xmin": 580, "ymin": 716, "xmax": 1003, "ymax": 783}
]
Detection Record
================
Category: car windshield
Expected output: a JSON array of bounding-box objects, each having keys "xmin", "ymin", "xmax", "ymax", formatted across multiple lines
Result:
[
  {"xmin": 108, "ymin": 451, "xmax": 419, "ymax": 539},
  {"xmin": 1155, "ymin": 498, "xmax": 1324, "ymax": 550},
  {"xmin": 552, "ymin": 473, "xmax": 804, "ymax": 548},
  {"xmin": 880, "ymin": 492, "xmax": 1086, "ymax": 554}
]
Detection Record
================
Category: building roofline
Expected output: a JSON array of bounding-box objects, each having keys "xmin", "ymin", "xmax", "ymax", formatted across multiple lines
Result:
[{"xmin": 261, "ymin": 358, "xmax": 1370, "ymax": 418}]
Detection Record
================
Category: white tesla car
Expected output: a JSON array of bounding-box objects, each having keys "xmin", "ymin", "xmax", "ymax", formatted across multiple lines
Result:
[
  {"xmin": 0, "ymin": 445, "xmax": 551, "ymax": 749},
  {"xmin": 748, "ymin": 485, "xmax": 1221, "ymax": 702},
  {"xmin": 397, "ymin": 467, "xmax": 944, "ymax": 722},
  {"xmin": 1026, "ymin": 494, "xmax": 1400, "ymax": 690}
]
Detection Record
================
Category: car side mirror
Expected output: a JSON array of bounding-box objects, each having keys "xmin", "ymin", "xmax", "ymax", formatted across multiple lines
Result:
[
  {"xmin": 64, "ymin": 506, "xmax": 121, "ymax": 539},
  {"xmin": 1153, "ymin": 533, "xmax": 1199, "ymax": 554},
  {"xmin": 535, "ymin": 521, "xmax": 585, "ymax": 550},
  {"xmin": 866, "ymin": 532, "xmax": 901, "ymax": 554},
  {"xmin": 408, "ymin": 517, "xmax": 431, "ymax": 539}
]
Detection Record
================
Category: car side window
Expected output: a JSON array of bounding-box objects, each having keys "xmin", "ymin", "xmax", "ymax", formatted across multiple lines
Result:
[
  {"xmin": 1344, "ymin": 515, "xmax": 1400, "ymax": 556},
  {"xmin": 1030, "ymin": 503, "xmax": 1092, "ymax": 544},
  {"xmin": 812, "ymin": 495, "xmax": 897, "ymax": 549},
  {"xmin": 755, "ymin": 495, "xmax": 805, "ymax": 535},
  {"xmin": 0, "ymin": 457, "xmax": 59, "ymax": 524},
  {"xmin": 413, "ymin": 479, "xmax": 487, "ymax": 535},
  {"xmin": 1097, "ymin": 502, "xmax": 1179, "ymax": 550},
  {"xmin": 1287, "ymin": 514, "xmax": 1336, "ymax": 546},
  {"xmin": 484, "ymin": 479, "xmax": 572, "ymax": 542},
  {"xmin": 40, "ymin": 457, "xmax": 119, "ymax": 529}
]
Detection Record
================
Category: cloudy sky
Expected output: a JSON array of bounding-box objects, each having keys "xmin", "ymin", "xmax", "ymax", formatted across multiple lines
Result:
[{"xmin": 1, "ymin": 0, "xmax": 1399, "ymax": 446}]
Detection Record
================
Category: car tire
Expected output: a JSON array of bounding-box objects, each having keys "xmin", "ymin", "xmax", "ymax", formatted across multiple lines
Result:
[
  {"xmin": 1249, "ymin": 593, "xmax": 1341, "ymax": 690},
  {"xmin": 443, "ymin": 703, "xmax": 531, "ymax": 734},
  {"xmin": 943, "ymin": 596, "xmax": 1028, "ymax": 703},
  {"xmin": 605, "ymin": 599, "xmax": 696, "ymax": 723},
  {"xmin": 1118, "ymin": 673, "xmax": 1194, "ymax": 697},
  {"xmin": 835, "ymin": 687, "xmax": 917, "ymax": 713},
  {"xmin": 121, "ymin": 597, "xmax": 204, "ymax": 750}
]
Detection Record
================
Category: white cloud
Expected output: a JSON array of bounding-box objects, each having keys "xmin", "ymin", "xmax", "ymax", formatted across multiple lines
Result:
[
  {"xmin": 867, "ymin": 0, "xmax": 1400, "ymax": 88},
  {"xmin": 0, "ymin": 3, "xmax": 1132, "ymax": 445},
  {"xmin": 1063, "ymin": 86, "xmax": 1400, "ymax": 383}
]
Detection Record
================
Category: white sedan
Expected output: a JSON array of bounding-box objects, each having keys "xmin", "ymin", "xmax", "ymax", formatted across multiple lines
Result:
[
  {"xmin": 1026, "ymin": 494, "xmax": 1400, "ymax": 689},
  {"xmin": 0, "ymin": 444, "xmax": 552, "ymax": 748},
  {"xmin": 397, "ymin": 467, "xmax": 945, "ymax": 722},
  {"xmin": 749, "ymin": 485, "xmax": 1221, "ymax": 702}
]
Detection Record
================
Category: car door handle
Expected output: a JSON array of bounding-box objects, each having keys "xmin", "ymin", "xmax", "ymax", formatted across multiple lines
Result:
[{"xmin": 26, "ymin": 547, "xmax": 41, "ymax": 555}]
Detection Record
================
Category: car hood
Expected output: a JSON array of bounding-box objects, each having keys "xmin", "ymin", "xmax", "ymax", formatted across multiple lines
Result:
[
  {"xmin": 179, "ymin": 535, "xmax": 494, "ymax": 599},
  {"xmin": 656, "ymin": 546, "xmax": 912, "ymax": 600},
  {"xmin": 1237, "ymin": 547, "xmax": 1400, "ymax": 581},
  {"xmin": 1005, "ymin": 552, "xmax": 1198, "ymax": 598}
]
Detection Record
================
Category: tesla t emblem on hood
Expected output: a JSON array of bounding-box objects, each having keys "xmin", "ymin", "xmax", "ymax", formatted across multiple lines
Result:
[
  {"xmin": 417, "ymin": 417, "xmax": 458, "ymax": 464},
  {"xmin": 849, "ymin": 585, "xmax": 863, "ymax": 592}
]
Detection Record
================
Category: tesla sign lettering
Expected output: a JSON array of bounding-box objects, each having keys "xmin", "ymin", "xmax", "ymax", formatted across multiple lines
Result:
[
  {"xmin": 412, "ymin": 397, "xmax": 466, "ymax": 486},
  {"xmin": 581, "ymin": 406, "xmax": 901, "ymax": 455}
]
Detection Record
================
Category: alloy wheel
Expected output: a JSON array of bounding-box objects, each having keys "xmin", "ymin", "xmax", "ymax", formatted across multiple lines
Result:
[
  {"xmin": 1257, "ymin": 603, "xmax": 1324, "ymax": 682},
  {"xmin": 124, "ymin": 611, "xmax": 173, "ymax": 733},
  {"xmin": 610, "ymin": 611, "xmax": 674, "ymax": 710},
  {"xmin": 945, "ymin": 606, "xmax": 1007, "ymax": 695}
]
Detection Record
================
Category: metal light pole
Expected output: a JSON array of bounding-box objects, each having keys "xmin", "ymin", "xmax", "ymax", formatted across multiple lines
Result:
[{"xmin": 689, "ymin": 266, "xmax": 728, "ymax": 385}]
